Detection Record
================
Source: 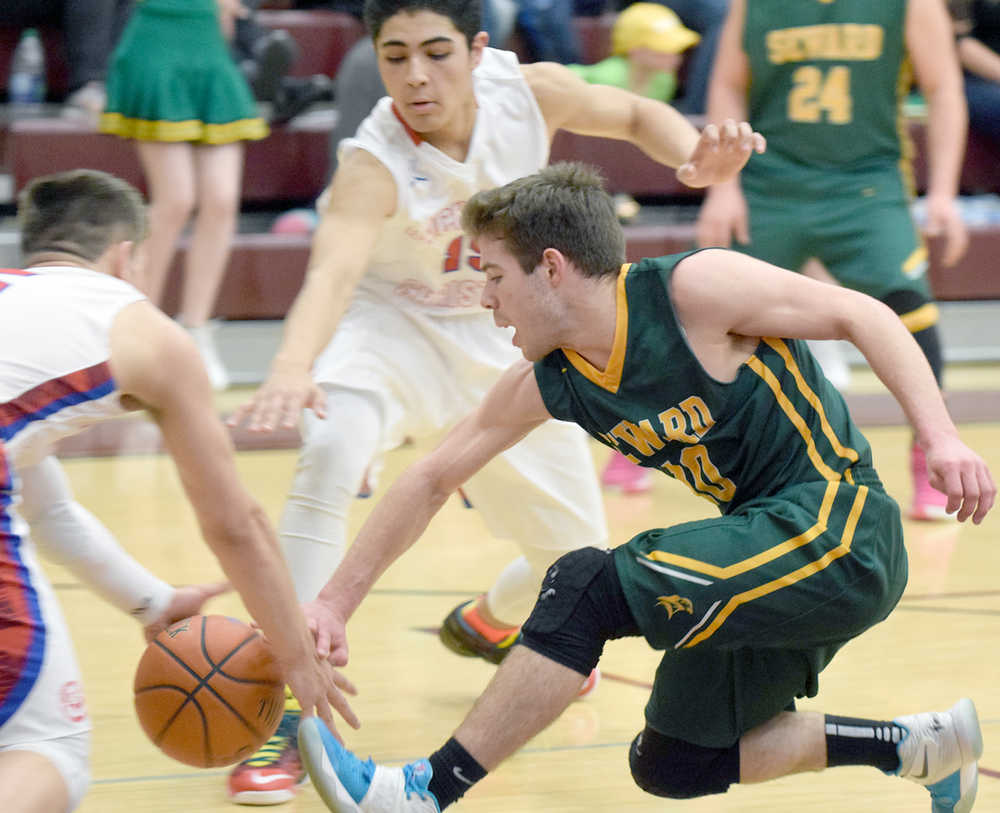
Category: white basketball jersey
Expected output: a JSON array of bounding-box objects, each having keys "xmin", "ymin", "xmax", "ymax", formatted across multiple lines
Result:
[
  {"xmin": 339, "ymin": 48, "xmax": 549, "ymax": 315},
  {"xmin": 0, "ymin": 266, "xmax": 144, "ymax": 469}
]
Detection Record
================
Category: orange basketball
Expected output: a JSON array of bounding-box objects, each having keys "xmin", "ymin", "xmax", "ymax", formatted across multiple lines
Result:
[{"xmin": 133, "ymin": 614, "xmax": 285, "ymax": 768}]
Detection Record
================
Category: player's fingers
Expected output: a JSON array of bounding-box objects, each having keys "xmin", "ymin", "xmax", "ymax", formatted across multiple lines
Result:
[
  {"xmin": 943, "ymin": 224, "xmax": 969, "ymax": 268},
  {"xmin": 972, "ymin": 464, "xmax": 996, "ymax": 524},
  {"xmin": 329, "ymin": 686, "xmax": 361, "ymax": 730},
  {"xmin": 314, "ymin": 626, "xmax": 331, "ymax": 659},
  {"xmin": 312, "ymin": 386, "xmax": 328, "ymax": 420},
  {"xmin": 204, "ymin": 580, "xmax": 231, "ymax": 598},
  {"xmin": 721, "ymin": 118, "xmax": 740, "ymax": 144},
  {"xmin": 737, "ymin": 121, "xmax": 755, "ymax": 151},
  {"xmin": 331, "ymin": 668, "xmax": 357, "ymax": 696},
  {"xmin": 700, "ymin": 122, "xmax": 720, "ymax": 149},
  {"xmin": 752, "ymin": 132, "xmax": 767, "ymax": 153},
  {"xmin": 252, "ymin": 395, "xmax": 284, "ymax": 433}
]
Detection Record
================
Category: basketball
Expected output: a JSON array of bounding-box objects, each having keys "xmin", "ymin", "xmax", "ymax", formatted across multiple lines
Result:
[{"xmin": 133, "ymin": 614, "xmax": 285, "ymax": 768}]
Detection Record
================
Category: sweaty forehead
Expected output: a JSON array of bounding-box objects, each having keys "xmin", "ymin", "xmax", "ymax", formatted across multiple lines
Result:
[{"xmin": 377, "ymin": 9, "xmax": 464, "ymax": 48}]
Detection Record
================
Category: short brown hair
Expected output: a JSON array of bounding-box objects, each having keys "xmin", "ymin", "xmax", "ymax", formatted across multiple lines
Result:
[
  {"xmin": 461, "ymin": 162, "xmax": 625, "ymax": 278},
  {"xmin": 18, "ymin": 169, "xmax": 147, "ymax": 261}
]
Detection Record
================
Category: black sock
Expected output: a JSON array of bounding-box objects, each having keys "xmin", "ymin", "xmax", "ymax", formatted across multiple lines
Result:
[
  {"xmin": 825, "ymin": 715, "xmax": 905, "ymax": 772},
  {"xmin": 427, "ymin": 738, "xmax": 487, "ymax": 809}
]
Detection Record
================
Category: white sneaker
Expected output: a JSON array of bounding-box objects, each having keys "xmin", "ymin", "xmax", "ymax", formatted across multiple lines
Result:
[
  {"xmin": 298, "ymin": 717, "xmax": 440, "ymax": 812},
  {"xmin": 895, "ymin": 698, "xmax": 982, "ymax": 812},
  {"xmin": 187, "ymin": 321, "xmax": 229, "ymax": 391}
]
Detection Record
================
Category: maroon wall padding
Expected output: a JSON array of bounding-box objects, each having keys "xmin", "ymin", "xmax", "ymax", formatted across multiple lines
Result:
[
  {"xmin": 257, "ymin": 10, "xmax": 365, "ymax": 78},
  {"xmin": 7, "ymin": 116, "xmax": 332, "ymax": 202}
]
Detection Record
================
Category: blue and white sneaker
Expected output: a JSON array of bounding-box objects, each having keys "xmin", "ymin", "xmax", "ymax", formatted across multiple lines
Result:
[
  {"xmin": 927, "ymin": 763, "xmax": 979, "ymax": 813},
  {"xmin": 298, "ymin": 717, "xmax": 440, "ymax": 813},
  {"xmin": 894, "ymin": 698, "xmax": 983, "ymax": 812}
]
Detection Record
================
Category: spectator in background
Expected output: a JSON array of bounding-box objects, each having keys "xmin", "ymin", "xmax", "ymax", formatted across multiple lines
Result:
[
  {"xmin": 568, "ymin": 3, "xmax": 699, "ymax": 105},
  {"xmin": 99, "ymin": 0, "xmax": 268, "ymax": 390},
  {"xmin": 655, "ymin": 0, "xmax": 729, "ymax": 114},
  {"xmin": 230, "ymin": 5, "xmax": 336, "ymax": 124},
  {"xmin": 6, "ymin": 0, "xmax": 134, "ymax": 119},
  {"xmin": 516, "ymin": 0, "xmax": 581, "ymax": 64},
  {"xmin": 949, "ymin": 0, "xmax": 1000, "ymax": 149}
]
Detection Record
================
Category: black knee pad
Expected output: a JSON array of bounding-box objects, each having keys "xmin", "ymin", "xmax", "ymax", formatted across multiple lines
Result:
[
  {"xmin": 519, "ymin": 547, "xmax": 638, "ymax": 676},
  {"xmin": 628, "ymin": 726, "xmax": 740, "ymax": 799}
]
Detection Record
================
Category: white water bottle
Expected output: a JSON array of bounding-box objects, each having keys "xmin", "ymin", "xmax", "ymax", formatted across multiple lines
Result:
[{"xmin": 8, "ymin": 28, "xmax": 46, "ymax": 107}]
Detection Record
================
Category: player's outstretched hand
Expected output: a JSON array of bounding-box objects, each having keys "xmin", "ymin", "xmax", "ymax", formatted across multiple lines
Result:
[
  {"xmin": 226, "ymin": 365, "xmax": 328, "ymax": 432},
  {"xmin": 284, "ymin": 655, "xmax": 359, "ymax": 744},
  {"xmin": 142, "ymin": 581, "xmax": 231, "ymax": 642},
  {"xmin": 302, "ymin": 598, "xmax": 351, "ymax": 668},
  {"xmin": 676, "ymin": 119, "xmax": 766, "ymax": 189},
  {"xmin": 924, "ymin": 435, "xmax": 996, "ymax": 523}
]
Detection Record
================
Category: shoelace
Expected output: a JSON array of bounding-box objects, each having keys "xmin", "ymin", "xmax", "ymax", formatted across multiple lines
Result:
[
  {"xmin": 402, "ymin": 762, "xmax": 432, "ymax": 801},
  {"xmin": 243, "ymin": 734, "xmax": 292, "ymax": 767},
  {"xmin": 242, "ymin": 713, "xmax": 301, "ymax": 766}
]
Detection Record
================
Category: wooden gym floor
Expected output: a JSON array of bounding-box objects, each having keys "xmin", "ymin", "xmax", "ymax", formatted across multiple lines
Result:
[{"xmin": 40, "ymin": 364, "xmax": 1000, "ymax": 812}]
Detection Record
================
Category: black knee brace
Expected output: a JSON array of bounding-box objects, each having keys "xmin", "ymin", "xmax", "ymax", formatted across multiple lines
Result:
[
  {"xmin": 519, "ymin": 547, "xmax": 639, "ymax": 676},
  {"xmin": 881, "ymin": 289, "xmax": 944, "ymax": 385},
  {"xmin": 629, "ymin": 725, "xmax": 740, "ymax": 799}
]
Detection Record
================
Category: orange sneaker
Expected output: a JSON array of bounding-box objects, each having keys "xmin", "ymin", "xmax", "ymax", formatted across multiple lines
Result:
[{"xmin": 227, "ymin": 692, "xmax": 306, "ymax": 805}]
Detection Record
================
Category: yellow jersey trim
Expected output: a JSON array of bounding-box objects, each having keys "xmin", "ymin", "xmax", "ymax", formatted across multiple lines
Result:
[
  {"xmin": 762, "ymin": 338, "xmax": 860, "ymax": 466},
  {"xmin": 646, "ymin": 480, "xmax": 840, "ymax": 579},
  {"xmin": 683, "ymin": 484, "xmax": 869, "ymax": 648},
  {"xmin": 563, "ymin": 263, "xmax": 631, "ymax": 393}
]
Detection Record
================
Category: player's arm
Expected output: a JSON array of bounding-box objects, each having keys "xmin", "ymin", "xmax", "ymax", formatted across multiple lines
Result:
[
  {"xmin": 671, "ymin": 250, "xmax": 995, "ymax": 523},
  {"xmin": 109, "ymin": 301, "xmax": 359, "ymax": 735},
  {"xmin": 697, "ymin": 0, "xmax": 753, "ymax": 247},
  {"xmin": 307, "ymin": 360, "xmax": 551, "ymax": 660},
  {"xmin": 228, "ymin": 148, "xmax": 396, "ymax": 432},
  {"xmin": 20, "ymin": 455, "xmax": 230, "ymax": 638},
  {"xmin": 523, "ymin": 55, "xmax": 764, "ymax": 189},
  {"xmin": 908, "ymin": 0, "xmax": 969, "ymax": 266}
]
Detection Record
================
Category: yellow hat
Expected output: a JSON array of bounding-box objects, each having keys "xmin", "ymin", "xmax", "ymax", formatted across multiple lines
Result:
[{"xmin": 612, "ymin": 3, "xmax": 701, "ymax": 56}]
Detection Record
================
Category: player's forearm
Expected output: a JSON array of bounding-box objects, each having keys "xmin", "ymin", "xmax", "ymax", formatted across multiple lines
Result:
[
  {"xmin": 923, "ymin": 82, "xmax": 968, "ymax": 201},
  {"xmin": 270, "ymin": 261, "xmax": 358, "ymax": 375},
  {"xmin": 21, "ymin": 457, "xmax": 175, "ymax": 624},
  {"xmin": 316, "ymin": 465, "xmax": 452, "ymax": 621},
  {"xmin": 843, "ymin": 295, "xmax": 958, "ymax": 449},
  {"xmin": 629, "ymin": 96, "xmax": 700, "ymax": 169},
  {"xmin": 205, "ymin": 503, "xmax": 316, "ymax": 667},
  {"xmin": 957, "ymin": 37, "xmax": 1000, "ymax": 83}
]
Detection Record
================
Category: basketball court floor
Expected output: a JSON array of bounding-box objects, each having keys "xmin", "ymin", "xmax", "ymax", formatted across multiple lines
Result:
[{"xmin": 41, "ymin": 363, "xmax": 1000, "ymax": 813}]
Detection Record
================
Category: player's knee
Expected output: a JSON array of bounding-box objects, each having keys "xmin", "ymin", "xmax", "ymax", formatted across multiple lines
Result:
[
  {"xmin": 628, "ymin": 727, "xmax": 739, "ymax": 799},
  {"xmin": 519, "ymin": 547, "xmax": 637, "ymax": 676}
]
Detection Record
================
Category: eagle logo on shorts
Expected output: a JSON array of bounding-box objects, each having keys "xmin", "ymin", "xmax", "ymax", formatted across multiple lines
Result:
[{"xmin": 656, "ymin": 595, "xmax": 694, "ymax": 619}]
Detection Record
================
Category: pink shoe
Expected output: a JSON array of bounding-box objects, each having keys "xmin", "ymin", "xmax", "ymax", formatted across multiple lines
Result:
[
  {"xmin": 601, "ymin": 451, "xmax": 651, "ymax": 494},
  {"xmin": 577, "ymin": 667, "xmax": 601, "ymax": 700},
  {"xmin": 910, "ymin": 442, "xmax": 954, "ymax": 521}
]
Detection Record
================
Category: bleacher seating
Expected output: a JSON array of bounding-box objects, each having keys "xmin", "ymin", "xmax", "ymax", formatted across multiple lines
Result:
[{"xmin": 3, "ymin": 9, "xmax": 999, "ymax": 317}]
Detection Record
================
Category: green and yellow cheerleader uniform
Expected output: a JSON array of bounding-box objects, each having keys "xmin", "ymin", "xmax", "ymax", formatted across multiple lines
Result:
[
  {"xmin": 533, "ymin": 253, "xmax": 908, "ymax": 747},
  {"xmin": 99, "ymin": 0, "xmax": 267, "ymax": 143},
  {"xmin": 737, "ymin": 0, "xmax": 932, "ymax": 313}
]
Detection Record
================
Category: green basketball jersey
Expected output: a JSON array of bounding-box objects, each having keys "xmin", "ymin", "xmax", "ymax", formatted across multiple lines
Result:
[
  {"xmin": 533, "ymin": 253, "xmax": 873, "ymax": 513},
  {"xmin": 741, "ymin": 0, "xmax": 911, "ymax": 182}
]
